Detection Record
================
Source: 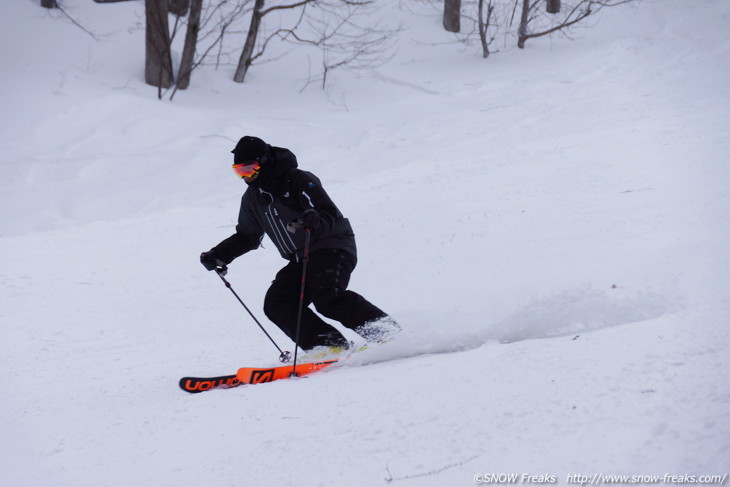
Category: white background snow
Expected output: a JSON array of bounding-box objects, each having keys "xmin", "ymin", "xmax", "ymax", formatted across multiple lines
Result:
[{"xmin": 2, "ymin": 0, "xmax": 729, "ymax": 485}]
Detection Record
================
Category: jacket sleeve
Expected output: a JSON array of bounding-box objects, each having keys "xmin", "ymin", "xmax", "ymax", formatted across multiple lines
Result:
[
  {"xmin": 295, "ymin": 171, "xmax": 343, "ymax": 235},
  {"xmin": 210, "ymin": 194, "xmax": 264, "ymax": 264}
]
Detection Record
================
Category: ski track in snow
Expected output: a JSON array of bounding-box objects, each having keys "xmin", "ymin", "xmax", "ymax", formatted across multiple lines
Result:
[{"xmin": 2, "ymin": 1, "xmax": 730, "ymax": 486}]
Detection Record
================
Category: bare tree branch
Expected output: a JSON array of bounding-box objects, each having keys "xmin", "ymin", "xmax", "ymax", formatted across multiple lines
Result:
[
  {"xmin": 170, "ymin": 0, "xmax": 249, "ymax": 98},
  {"xmin": 233, "ymin": 0, "xmax": 397, "ymax": 86},
  {"xmin": 53, "ymin": 1, "xmax": 100, "ymax": 41},
  {"xmin": 259, "ymin": 0, "xmax": 317, "ymax": 17},
  {"xmin": 517, "ymin": 0, "xmax": 634, "ymax": 49}
]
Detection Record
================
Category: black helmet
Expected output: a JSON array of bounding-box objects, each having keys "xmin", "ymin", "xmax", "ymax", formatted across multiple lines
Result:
[{"xmin": 231, "ymin": 136, "xmax": 269, "ymax": 164}]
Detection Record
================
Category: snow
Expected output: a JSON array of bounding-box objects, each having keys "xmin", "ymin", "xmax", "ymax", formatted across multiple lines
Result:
[{"xmin": 2, "ymin": 0, "xmax": 729, "ymax": 485}]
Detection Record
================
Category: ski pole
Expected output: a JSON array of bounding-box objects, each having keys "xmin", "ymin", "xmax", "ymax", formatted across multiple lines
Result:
[
  {"xmin": 291, "ymin": 228, "xmax": 312, "ymax": 377},
  {"xmin": 214, "ymin": 266, "xmax": 292, "ymax": 363}
]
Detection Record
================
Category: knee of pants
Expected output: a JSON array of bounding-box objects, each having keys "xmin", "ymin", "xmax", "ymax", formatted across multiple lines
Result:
[
  {"xmin": 263, "ymin": 292, "xmax": 296, "ymax": 324},
  {"xmin": 311, "ymin": 287, "xmax": 342, "ymax": 313}
]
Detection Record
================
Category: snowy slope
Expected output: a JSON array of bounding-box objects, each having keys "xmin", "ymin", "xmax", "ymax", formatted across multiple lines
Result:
[{"xmin": 2, "ymin": 0, "xmax": 729, "ymax": 486}]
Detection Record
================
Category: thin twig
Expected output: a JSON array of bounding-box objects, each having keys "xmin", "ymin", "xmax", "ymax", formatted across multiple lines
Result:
[
  {"xmin": 55, "ymin": 2, "xmax": 99, "ymax": 41},
  {"xmin": 384, "ymin": 455, "xmax": 479, "ymax": 483}
]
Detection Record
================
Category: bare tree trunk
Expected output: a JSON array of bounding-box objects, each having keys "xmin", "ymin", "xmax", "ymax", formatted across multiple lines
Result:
[
  {"xmin": 41, "ymin": 0, "xmax": 58, "ymax": 8},
  {"xmin": 169, "ymin": 0, "xmax": 189, "ymax": 16},
  {"xmin": 478, "ymin": 0, "xmax": 494, "ymax": 58},
  {"xmin": 547, "ymin": 0, "xmax": 561, "ymax": 14},
  {"xmin": 176, "ymin": 0, "xmax": 202, "ymax": 90},
  {"xmin": 234, "ymin": 0, "xmax": 265, "ymax": 83},
  {"xmin": 517, "ymin": 0, "xmax": 530, "ymax": 49},
  {"xmin": 443, "ymin": 0, "xmax": 461, "ymax": 33},
  {"xmin": 145, "ymin": 0, "xmax": 174, "ymax": 92}
]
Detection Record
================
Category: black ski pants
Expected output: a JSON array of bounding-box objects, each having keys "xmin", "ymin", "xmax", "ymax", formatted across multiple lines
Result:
[{"xmin": 263, "ymin": 249, "xmax": 385, "ymax": 351}]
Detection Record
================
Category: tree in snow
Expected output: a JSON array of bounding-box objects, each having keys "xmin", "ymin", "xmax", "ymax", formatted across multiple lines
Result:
[
  {"xmin": 476, "ymin": 0, "xmax": 496, "ymax": 58},
  {"xmin": 176, "ymin": 0, "xmax": 203, "ymax": 91},
  {"xmin": 516, "ymin": 0, "xmax": 634, "ymax": 49},
  {"xmin": 142, "ymin": 0, "xmax": 395, "ymax": 96},
  {"xmin": 423, "ymin": 0, "xmax": 634, "ymax": 57},
  {"xmin": 443, "ymin": 0, "xmax": 461, "ymax": 32},
  {"xmin": 145, "ymin": 0, "xmax": 249, "ymax": 98},
  {"xmin": 232, "ymin": 0, "xmax": 396, "ymax": 85},
  {"xmin": 145, "ymin": 0, "xmax": 175, "ymax": 93}
]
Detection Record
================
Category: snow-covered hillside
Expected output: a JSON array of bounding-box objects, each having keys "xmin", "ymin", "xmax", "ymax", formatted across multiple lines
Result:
[{"xmin": 2, "ymin": 1, "xmax": 729, "ymax": 486}]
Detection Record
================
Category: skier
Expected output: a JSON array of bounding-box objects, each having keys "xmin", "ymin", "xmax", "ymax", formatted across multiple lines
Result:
[{"xmin": 200, "ymin": 136, "xmax": 398, "ymax": 351}]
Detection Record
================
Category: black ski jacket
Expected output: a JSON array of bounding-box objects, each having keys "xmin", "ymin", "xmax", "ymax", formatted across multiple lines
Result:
[{"xmin": 211, "ymin": 146, "xmax": 357, "ymax": 263}]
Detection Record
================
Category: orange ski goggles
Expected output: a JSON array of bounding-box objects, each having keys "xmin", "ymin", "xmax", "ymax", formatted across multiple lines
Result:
[{"xmin": 232, "ymin": 161, "xmax": 261, "ymax": 178}]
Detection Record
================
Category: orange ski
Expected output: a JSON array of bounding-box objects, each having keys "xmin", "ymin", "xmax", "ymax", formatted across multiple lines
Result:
[{"xmin": 179, "ymin": 359, "xmax": 338, "ymax": 393}]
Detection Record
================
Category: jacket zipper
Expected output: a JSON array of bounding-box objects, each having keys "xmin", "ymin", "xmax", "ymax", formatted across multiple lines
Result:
[{"xmin": 260, "ymin": 189, "xmax": 297, "ymax": 256}]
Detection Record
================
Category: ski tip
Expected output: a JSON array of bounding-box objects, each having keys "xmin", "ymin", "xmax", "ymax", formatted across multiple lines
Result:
[{"xmin": 178, "ymin": 375, "xmax": 241, "ymax": 394}]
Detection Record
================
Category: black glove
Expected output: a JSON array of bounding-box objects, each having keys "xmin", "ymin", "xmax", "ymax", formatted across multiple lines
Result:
[
  {"xmin": 302, "ymin": 209, "xmax": 321, "ymax": 232},
  {"xmin": 200, "ymin": 251, "xmax": 226, "ymax": 271}
]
